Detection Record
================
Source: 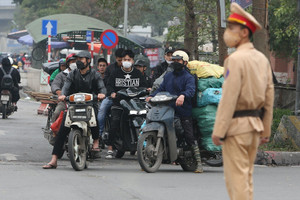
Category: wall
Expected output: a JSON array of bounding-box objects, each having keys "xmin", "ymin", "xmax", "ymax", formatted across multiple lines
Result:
[
  {"xmin": 21, "ymin": 68, "xmax": 51, "ymax": 93},
  {"xmin": 274, "ymin": 86, "xmax": 295, "ymax": 111}
]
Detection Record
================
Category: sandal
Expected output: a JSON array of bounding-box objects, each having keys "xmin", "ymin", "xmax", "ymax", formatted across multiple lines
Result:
[{"xmin": 42, "ymin": 163, "xmax": 57, "ymax": 169}]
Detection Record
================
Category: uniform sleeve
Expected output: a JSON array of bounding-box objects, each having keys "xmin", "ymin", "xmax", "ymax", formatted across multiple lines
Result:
[
  {"xmin": 261, "ymin": 63, "xmax": 274, "ymax": 138},
  {"xmin": 212, "ymin": 57, "xmax": 242, "ymax": 138}
]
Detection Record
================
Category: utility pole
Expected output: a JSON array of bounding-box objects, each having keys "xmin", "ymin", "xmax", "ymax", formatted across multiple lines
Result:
[
  {"xmin": 124, "ymin": 0, "xmax": 128, "ymax": 37},
  {"xmin": 217, "ymin": 0, "xmax": 227, "ymax": 66},
  {"xmin": 295, "ymin": 0, "xmax": 300, "ymax": 115}
]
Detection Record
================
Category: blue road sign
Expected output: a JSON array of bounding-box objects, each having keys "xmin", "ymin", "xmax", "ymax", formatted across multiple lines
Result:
[
  {"xmin": 100, "ymin": 29, "xmax": 119, "ymax": 49},
  {"xmin": 86, "ymin": 31, "xmax": 92, "ymax": 42},
  {"xmin": 42, "ymin": 20, "xmax": 57, "ymax": 36}
]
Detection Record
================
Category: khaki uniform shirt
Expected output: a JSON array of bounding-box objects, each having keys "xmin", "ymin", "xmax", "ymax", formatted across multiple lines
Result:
[{"xmin": 212, "ymin": 42, "xmax": 274, "ymax": 138}]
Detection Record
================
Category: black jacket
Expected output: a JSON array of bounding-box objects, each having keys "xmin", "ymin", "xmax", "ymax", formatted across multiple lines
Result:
[
  {"xmin": 104, "ymin": 62, "xmax": 119, "ymax": 86},
  {"xmin": 0, "ymin": 66, "xmax": 21, "ymax": 90},
  {"xmin": 62, "ymin": 67, "xmax": 106, "ymax": 96},
  {"xmin": 107, "ymin": 67, "xmax": 147, "ymax": 96},
  {"xmin": 153, "ymin": 61, "xmax": 169, "ymax": 81}
]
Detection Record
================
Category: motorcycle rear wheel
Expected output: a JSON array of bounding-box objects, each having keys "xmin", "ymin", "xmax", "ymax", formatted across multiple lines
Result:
[
  {"xmin": 137, "ymin": 132, "xmax": 163, "ymax": 173},
  {"xmin": 2, "ymin": 104, "xmax": 7, "ymax": 119},
  {"xmin": 68, "ymin": 129, "xmax": 87, "ymax": 171}
]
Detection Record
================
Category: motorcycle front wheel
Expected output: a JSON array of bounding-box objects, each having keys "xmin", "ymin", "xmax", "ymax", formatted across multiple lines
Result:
[
  {"xmin": 2, "ymin": 104, "xmax": 7, "ymax": 119},
  {"xmin": 68, "ymin": 129, "xmax": 87, "ymax": 171},
  {"xmin": 137, "ymin": 132, "xmax": 163, "ymax": 173}
]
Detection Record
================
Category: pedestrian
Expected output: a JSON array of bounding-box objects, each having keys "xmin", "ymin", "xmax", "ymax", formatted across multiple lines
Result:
[{"xmin": 211, "ymin": 3, "xmax": 274, "ymax": 200}]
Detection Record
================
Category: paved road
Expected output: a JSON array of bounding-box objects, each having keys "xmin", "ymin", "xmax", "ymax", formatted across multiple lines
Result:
[{"xmin": 0, "ymin": 100, "xmax": 300, "ymax": 200}]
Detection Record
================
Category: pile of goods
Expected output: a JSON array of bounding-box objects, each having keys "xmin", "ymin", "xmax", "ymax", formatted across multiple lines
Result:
[{"xmin": 187, "ymin": 61, "xmax": 224, "ymax": 152}]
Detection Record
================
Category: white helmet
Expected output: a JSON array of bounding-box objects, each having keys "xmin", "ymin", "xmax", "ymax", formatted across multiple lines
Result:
[{"xmin": 172, "ymin": 50, "xmax": 189, "ymax": 62}]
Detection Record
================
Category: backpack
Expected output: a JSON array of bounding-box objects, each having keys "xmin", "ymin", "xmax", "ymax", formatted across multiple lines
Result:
[{"xmin": 0, "ymin": 67, "xmax": 14, "ymax": 89}]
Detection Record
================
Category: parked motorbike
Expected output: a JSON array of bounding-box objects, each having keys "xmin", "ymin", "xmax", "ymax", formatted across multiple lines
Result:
[
  {"xmin": 137, "ymin": 92, "xmax": 222, "ymax": 173},
  {"xmin": 103, "ymin": 87, "xmax": 148, "ymax": 158},
  {"xmin": 0, "ymin": 90, "xmax": 14, "ymax": 119}
]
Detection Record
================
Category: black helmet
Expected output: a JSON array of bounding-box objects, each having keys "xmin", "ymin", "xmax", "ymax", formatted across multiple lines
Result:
[
  {"xmin": 134, "ymin": 60, "xmax": 146, "ymax": 67},
  {"xmin": 76, "ymin": 51, "xmax": 91, "ymax": 59},
  {"xmin": 1, "ymin": 57, "xmax": 12, "ymax": 67}
]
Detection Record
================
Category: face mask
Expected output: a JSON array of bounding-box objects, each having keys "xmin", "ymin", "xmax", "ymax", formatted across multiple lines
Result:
[
  {"xmin": 122, "ymin": 61, "xmax": 132, "ymax": 69},
  {"xmin": 171, "ymin": 62, "xmax": 184, "ymax": 72},
  {"xmin": 223, "ymin": 29, "xmax": 242, "ymax": 48},
  {"xmin": 166, "ymin": 60, "xmax": 173, "ymax": 65},
  {"xmin": 69, "ymin": 63, "xmax": 77, "ymax": 71},
  {"xmin": 76, "ymin": 60, "xmax": 86, "ymax": 70}
]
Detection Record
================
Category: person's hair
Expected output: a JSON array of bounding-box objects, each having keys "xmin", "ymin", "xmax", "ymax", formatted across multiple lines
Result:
[
  {"xmin": 97, "ymin": 58, "xmax": 108, "ymax": 65},
  {"xmin": 115, "ymin": 48, "xmax": 125, "ymax": 58},
  {"xmin": 240, "ymin": 25, "xmax": 253, "ymax": 39},
  {"xmin": 121, "ymin": 49, "xmax": 135, "ymax": 59}
]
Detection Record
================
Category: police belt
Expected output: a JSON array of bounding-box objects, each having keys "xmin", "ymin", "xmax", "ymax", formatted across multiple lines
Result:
[{"xmin": 233, "ymin": 109, "xmax": 264, "ymax": 119}]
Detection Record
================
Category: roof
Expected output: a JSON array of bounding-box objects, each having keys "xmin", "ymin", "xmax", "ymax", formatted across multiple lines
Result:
[{"xmin": 25, "ymin": 14, "xmax": 142, "ymax": 48}]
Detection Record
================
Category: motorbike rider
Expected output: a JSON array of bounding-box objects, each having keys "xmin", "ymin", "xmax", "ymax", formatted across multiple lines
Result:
[
  {"xmin": 134, "ymin": 59, "xmax": 153, "ymax": 90},
  {"xmin": 146, "ymin": 50, "xmax": 203, "ymax": 173},
  {"xmin": 152, "ymin": 47, "xmax": 174, "ymax": 81},
  {"xmin": 97, "ymin": 58, "xmax": 108, "ymax": 79},
  {"xmin": 43, "ymin": 51, "xmax": 106, "ymax": 169},
  {"xmin": 0, "ymin": 57, "xmax": 21, "ymax": 111},
  {"xmin": 50, "ymin": 53, "xmax": 77, "ymax": 122},
  {"xmin": 105, "ymin": 49, "xmax": 147, "ymax": 159},
  {"xmin": 97, "ymin": 49, "xmax": 124, "ymax": 152},
  {"xmin": 49, "ymin": 58, "xmax": 67, "ymax": 85}
]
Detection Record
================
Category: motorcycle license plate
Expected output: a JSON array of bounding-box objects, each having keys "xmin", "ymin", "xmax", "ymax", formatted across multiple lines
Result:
[{"xmin": 1, "ymin": 95, "xmax": 9, "ymax": 101}]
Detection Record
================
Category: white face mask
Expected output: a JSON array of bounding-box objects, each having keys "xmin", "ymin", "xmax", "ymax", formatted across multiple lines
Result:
[
  {"xmin": 122, "ymin": 61, "xmax": 132, "ymax": 69},
  {"xmin": 69, "ymin": 63, "xmax": 77, "ymax": 71},
  {"xmin": 166, "ymin": 60, "xmax": 173, "ymax": 65}
]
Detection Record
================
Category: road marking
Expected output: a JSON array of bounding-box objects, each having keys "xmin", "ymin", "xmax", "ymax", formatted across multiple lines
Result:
[
  {"xmin": 0, "ymin": 130, "xmax": 6, "ymax": 136},
  {"xmin": 0, "ymin": 153, "xmax": 19, "ymax": 161}
]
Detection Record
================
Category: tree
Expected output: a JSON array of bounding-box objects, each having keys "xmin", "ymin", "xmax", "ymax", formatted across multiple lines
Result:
[{"xmin": 268, "ymin": 0, "xmax": 299, "ymax": 59}]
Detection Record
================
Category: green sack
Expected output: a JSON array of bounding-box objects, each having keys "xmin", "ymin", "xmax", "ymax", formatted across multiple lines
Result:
[
  {"xmin": 198, "ymin": 76, "xmax": 224, "ymax": 92},
  {"xmin": 200, "ymin": 137, "xmax": 222, "ymax": 151}
]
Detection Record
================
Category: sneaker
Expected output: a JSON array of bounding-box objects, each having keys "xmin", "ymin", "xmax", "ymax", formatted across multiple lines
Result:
[{"xmin": 105, "ymin": 150, "xmax": 113, "ymax": 159}]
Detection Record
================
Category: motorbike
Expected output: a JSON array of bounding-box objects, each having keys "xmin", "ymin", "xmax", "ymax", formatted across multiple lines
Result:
[
  {"xmin": 137, "ymin": 92, "xmax": 222, "ymax": 173},
  {"xmin": 64, "ymin": 92, "xmax": 98, "ymax": 171},
  {"xmin": 103, "ymin": 87, "xmax": 148, "ymax": 158},
  {"xmin": 0, "ymin": 90, "xmax": 14, "ymax": 119}
]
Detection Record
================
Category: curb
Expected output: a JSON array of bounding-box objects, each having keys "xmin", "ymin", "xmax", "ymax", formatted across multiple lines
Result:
[{"xmin": 255, "ymin": 150, "xmax": 300, "ymax": 166}]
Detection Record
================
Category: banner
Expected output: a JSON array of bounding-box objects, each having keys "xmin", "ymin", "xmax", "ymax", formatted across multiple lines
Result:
[
  {"xmin": 231, "ymin": 0, "xmax": 252, "ymax": 9},
  {"xmin": 144, "ymin": 48, "xmax": 159, "ymax": 68}
]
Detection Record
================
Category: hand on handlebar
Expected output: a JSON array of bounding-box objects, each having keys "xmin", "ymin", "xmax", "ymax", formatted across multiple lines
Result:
[
  {"xmin": 175, "ymin": 95, "xmax": 185, "ymax": 106},
  {"xmin": 58, "ymin": 95, "xmax": 66, "ymax": 101},
  {"xmin": 111, "ymin": 93, "xmax": 116, "ymax": 99},
  {"xmin": 98, "ymin": 93, "xmax": 106, "ymax": 100},
  {"xmin": 146, "ymin": 96, "xmax": 152, "ymax": 102}
]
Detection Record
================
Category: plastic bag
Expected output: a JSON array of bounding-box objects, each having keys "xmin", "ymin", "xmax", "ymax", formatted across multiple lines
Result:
[
  {"xmin": 198, "ymin": 77, "xmax": 224, "ymax": 92},
  {"xmin": 197, "ymin": 88, "xmax": 222, "ymax": 107},
  {"xmin": 50, "ymin": 111, "xmax": 64, "ymax": 135},
  {"xmin": 187, "ymin": 60, "xmax": 224, "ymax": 78}
]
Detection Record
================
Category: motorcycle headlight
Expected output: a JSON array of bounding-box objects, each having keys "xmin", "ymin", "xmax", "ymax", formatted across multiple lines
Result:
[
  {"xmin": 69, "ymin": 94, "xmax": 92, "ymax": 103},
  {"xmin": 129, "ymin": 110, "xmax": 138, "ymax": 115},
  {"xmin": 138, "ymin": 109, "xmax": 147, "ymax": 115},
  {"xmin": 151, "ymin": 95, "xmax": 173, "ymax": 102}
]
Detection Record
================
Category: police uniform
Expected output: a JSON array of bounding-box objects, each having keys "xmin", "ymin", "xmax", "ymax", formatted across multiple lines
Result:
[{"xmin": 212, "ymin": 3, "xmax": 274, "ymax": 200}]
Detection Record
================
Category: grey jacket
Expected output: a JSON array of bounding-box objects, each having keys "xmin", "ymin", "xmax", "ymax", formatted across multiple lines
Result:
[{"xmin": 51, "ymin": 71, "xmax": 68, "ymax": 94}]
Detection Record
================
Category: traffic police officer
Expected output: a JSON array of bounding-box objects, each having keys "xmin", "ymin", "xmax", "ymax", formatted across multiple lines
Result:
[{"xmin": 211, "ymin": 3, "xmax": 274, "ymax": 200}]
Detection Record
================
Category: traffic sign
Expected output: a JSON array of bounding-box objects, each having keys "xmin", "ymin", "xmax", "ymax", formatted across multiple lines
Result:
[
  {"xmin": 42, "ymin": 20, "xmax": 57, "ymax": 36},
  {"xmin": 86, "ymin": 31, "xmax": 92, "ymax": 42},
  {"xmin": 100, "ymin": 29, "xmax": 119, "ymax": 49}
]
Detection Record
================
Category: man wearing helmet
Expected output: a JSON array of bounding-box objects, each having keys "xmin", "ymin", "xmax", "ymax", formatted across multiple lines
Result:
[
  {"xmin": 50, "ymin": 53, "xmax": 77, "ymax": 122},
  {"xmin": 147, "ymin": 50, "xmax": 203, "ymax": 173},
  {"xmin": 43, "ymin": 51, "xmax": 106, "ymax": 169},
  {"xmin": 0, "ymin": 57, "xmax": 21, "ymax": 110},
  {"xmin": 49, "ymin": 58, "xmax": 67, "ymax": 85}
]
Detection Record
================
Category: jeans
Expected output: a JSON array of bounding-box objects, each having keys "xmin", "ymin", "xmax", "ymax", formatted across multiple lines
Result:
[{"xmin": 97, "ymin": 97, "xmax": 113, "ymax": 137}]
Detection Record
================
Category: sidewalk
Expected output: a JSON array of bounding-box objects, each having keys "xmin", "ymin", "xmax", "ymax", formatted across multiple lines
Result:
[{"xmin": 255, "ymin": 150, "xmax": 300, "ymax": 166}]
